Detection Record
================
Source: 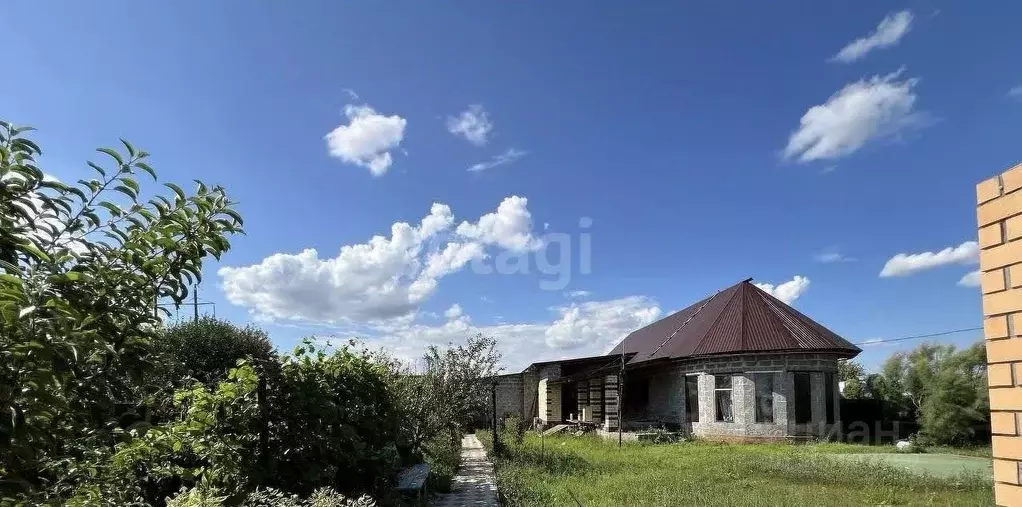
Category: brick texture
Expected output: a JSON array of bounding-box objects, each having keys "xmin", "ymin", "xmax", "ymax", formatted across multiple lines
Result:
[{"xmin": 978, "ymin": 165, "xmax": 1022, "ymax": 506}]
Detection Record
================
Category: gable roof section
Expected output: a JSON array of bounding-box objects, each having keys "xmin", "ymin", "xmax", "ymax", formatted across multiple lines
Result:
[{"xmin": 609, "ymin": 278, "xmax": 860, "ymax": 364}]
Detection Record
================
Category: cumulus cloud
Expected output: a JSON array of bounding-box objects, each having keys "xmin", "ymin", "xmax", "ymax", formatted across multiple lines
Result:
[
  {"xmin": 1008, "ymin": 86, "xmax": 1022, "ymax": 101},
  {"xmin": 219, "ymin": 196, "xmax": 540, "ymax": 324},
  {"xmin": 444, "ymin": 303, "xmax": 464, "ymax": 320},
  {"xmin": 832, "ymin": 10, "xmax": 913, "ymax": 63},
  {"xmin": 364, "ymin": 296, "xmax": 661, "ymax": 370},
  {"xmin": 783, "ymin": 70, "xmax": 926, "ymax": 163},
  {"xmin": 447, "ymin": 104, "xmax": 494, "ymax": 146},
  {"xmin": 467, "ymin": 148, "xmax": 527, "ymax": 172},
  {"xmin": 325, "ymin": 104, "xmax": 407, "ymax": 176},
  {"xmin": 566, "ymin": 290, "xmax": 592, "ymax": 299},
  {"xmin": 879, "ymin": 241, "xmax": 979, "ymax": 277},
  {"xmin": 455, "ymin": 195, "xmax": 543, "ymax": 252},
  {"xmin": 755, "ymin": 276, "xmax": 810, "ymax": 305},
  {"xmin": 957, "ymin": 270, "xmax": 981, "ymax": 288}
]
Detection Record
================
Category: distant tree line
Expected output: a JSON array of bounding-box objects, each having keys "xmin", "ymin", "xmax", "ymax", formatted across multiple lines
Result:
[{"xmin": 839, "ymin": 342, "xmax": 989, "ymax": 446}]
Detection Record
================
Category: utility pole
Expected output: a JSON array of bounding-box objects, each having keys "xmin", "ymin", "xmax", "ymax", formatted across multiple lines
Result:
[
  {"xmin": 192, "ymin": 284, "xmax": 199, "ymax": 322},
  {"xmin": 618, "ymin": 347, "xmax": 624, "ymax": 447},
  {"xmin": 491, "ymin": 381, "xmax": 501, "ymax": 456}
]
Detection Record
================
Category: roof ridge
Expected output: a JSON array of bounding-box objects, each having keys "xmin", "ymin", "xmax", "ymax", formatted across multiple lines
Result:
[
  {"xmin": 740, "ymin": 283, "xmax": 748, "ymax": 351},
  {"xmin": 648, "ymin": 286, "xmax": 728, "ymax": 359},
  {"xmin": 687, "ymin": 284, "xmax": 743, "ymax": 356}
]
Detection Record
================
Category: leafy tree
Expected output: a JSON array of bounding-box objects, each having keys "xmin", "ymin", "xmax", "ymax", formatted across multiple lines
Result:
[
  {"xmin": 0, "ymin": 121, "xmax": 243, "ymax": 500},
  {"xmin": 162, "ymin": 316, "xmax": 275, "ymax": 386},
  {"xmin": 872, "ymin": 342, "xmax": 989, "ymax": 445},
  {"xmin": 838, "ymin": 360, "xmax": 867, "ymax": 399},
  {"xmin": 397, "ymin": 334, "xmax": 502, "ymax": 454}
]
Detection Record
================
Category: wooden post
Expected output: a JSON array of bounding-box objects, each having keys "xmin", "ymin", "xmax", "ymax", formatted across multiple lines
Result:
[{"xmin": 618, "ymin": 349, "xmax": 624, "ymax": 447}]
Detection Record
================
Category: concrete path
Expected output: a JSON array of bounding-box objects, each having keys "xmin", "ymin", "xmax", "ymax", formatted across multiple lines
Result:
[{"xmin": 431, "ymin": 434, "xmax": 498, "ymax": 507}]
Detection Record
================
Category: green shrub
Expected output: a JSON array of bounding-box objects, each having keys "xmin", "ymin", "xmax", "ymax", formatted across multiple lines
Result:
[
  {"xmin": 162, "ymin": 317, "xmax": 276, "ymax": 386},
  {"xmin": 423, "ymin": 436, "xmax": 461, "ymax": 493},
  {"xmin": 262, "ymin": 341, "xmax": 402, "ymax": 497}
]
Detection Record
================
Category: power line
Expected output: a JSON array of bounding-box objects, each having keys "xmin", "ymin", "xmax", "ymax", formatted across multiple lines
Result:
[{"xmin": 851, "ymin": 326, "xmax": 983, "ymax": 346}]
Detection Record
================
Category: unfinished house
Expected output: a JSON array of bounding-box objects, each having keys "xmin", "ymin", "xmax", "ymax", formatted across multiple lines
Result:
[{"xmin": 495, "ymin": 278, "xmax": 861, "ymax": 441}]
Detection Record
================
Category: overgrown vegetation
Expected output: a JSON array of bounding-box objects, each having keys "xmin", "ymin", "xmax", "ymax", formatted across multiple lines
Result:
[
  {"xmin": 479, "ymin": 431, "xmax": 993, "ymax": 506},
  {"xmin": 0, "ymin": 122, "xmax": 498, "ymax": 505},
  {"xmin": 840, "ymin": 342, "xmax": 989, "ymax": 446}
]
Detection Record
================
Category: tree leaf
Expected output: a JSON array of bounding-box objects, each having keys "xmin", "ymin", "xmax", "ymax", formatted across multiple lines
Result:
[
  {"xmin": 113, "ymin": 185, "xmax": 137, "ymax": 201},
  {"xmin": 119, "ymin": 138, "xmax": 136, "ymax": 158},
  {"xmin": 135, "ymin": 162, "xmax": 157, "ymax": 180},
  {"xmin": 164, "ymin": 182, "xmax": 186, "ymax": 202},
  {"xmin": 87, "ymin": 161, "xmax": 107, "ymax": 177},
  {"xmin": 96, "ymin": 147, "xmax": 124, "ymax": 166}
]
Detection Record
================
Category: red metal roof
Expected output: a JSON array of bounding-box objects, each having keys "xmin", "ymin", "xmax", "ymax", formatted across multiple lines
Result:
[{"xmin": 608, "ymin": 279, "xmax": 860, "ymax": 363}]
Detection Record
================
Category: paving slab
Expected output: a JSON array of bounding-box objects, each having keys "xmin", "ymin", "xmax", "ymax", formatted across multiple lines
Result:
[{"xmin": 430, "ymin": 434, "xmax": 498, "ymax": 507}]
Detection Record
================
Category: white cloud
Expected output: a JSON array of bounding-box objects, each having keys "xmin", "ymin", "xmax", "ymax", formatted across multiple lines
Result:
[
  {"xmin": 364, "ymin": 296, "xmax": 661, "ymax": 370},
  {"xmin": 447, "ymin": 104, "xmax": 493, "ymax": 146},
  {"xmin": 566, "ymin": 290, "xmax": 592, "ymax": 299},
  {"xmin": 957, "ymin": 270, "xmax": 981, "ymax": 288},
  {"xmin": 814, "ymin": 250, "xmax": 856, "ymax": 263},
  {"xmin": 879, "ymin": 241, "xmax": 979, "ymax": 277},
  {"xmin": 1008, "ymin": 86, "xmax": 1022, "ymax": 100},
  {"xmin": 858, "ymin": 337, "xmax": 890, "ymax": 348},
  {"xmin": 832, "ymin": 10, "xmax": 913, "ymax": 63},
  {"xmin": 325, "ymin": 104, "xmax": 407, "ymax": 176},
  {"xmin": 755, "ymin": 276, "xmax": 810, "ymax": 305},
  {"xmin": 467, "ymin": 148, "xmax": 527, "ymax": 172},
  {"xmin": 783, "ymin": 70, "xmax": 925, "ymax": 163},
  {"xmin": 455, "ymin": 195, "xmax": 543, "ymax": 252},
  {"xmin": 218, "ymin": 196, "xmax": 539, "ymax": 324},
  {"xmin": 444, "ymin": 303, "xmax": 464, "ymax": 320}
]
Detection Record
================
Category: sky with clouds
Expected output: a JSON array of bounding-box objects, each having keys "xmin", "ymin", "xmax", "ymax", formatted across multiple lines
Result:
[{"xmin": 4, "ymin": 2, "xmax": 1019, "ymax": 371}]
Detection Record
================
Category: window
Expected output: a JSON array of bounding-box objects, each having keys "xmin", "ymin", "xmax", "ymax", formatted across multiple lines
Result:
[
  {"xmin": 825, "ymin": 373, "xmax": 836, "ymax": 424},
  {"xmin": 685, "ymin": 375, "xmax": 700, "ymax": 423},
  {"xmin": 794, "ymin": 372, "xmax": 811, "ymax": 424},
  {"xmin": 754, "ymin": 373, "xmax": 774, "ymax": 423},
  {"xmin": 714, "ymin": 375, "xmax": 733, "ymax": 423}
]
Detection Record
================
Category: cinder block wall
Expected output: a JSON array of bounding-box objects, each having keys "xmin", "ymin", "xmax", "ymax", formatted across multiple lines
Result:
[
  {"xmin": 978, "ymin": 163, "xmax": 1022, "ymax": 505},
  {"xmin": 493, "ymin": 375, "xmax": 524, "ymax": 421}
]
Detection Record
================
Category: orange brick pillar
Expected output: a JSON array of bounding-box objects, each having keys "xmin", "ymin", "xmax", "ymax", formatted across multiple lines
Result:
[{"xmin": 978, "ymin": 163, "xmax": 1022, "ymax": 505}]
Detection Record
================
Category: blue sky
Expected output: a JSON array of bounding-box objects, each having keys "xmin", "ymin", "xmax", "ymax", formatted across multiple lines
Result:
[{"xmin": 4, "ymin": 1, "xmax": 1019, "ymax": 370}]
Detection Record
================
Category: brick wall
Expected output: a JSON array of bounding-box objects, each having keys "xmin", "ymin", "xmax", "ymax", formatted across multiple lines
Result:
[{"xmin": 977, "ymin": 163, "xmax": 1022, "ymax": 506}]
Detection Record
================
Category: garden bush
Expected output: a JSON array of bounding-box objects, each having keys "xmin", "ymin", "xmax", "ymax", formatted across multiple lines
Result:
[{"xmin": 161, "ymin": 317, "xmax": 275, "ymax": 386}]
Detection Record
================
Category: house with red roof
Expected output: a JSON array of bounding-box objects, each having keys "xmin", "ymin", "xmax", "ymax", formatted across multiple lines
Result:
[{"xmin": 493, "ymin": 278, "xmax": 861, "ymax": 440}]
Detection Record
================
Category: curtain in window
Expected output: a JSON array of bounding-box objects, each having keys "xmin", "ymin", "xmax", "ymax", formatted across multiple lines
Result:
[{"xmin": 715, "ymin": 390, "xmax": 733, "ymax": 423}]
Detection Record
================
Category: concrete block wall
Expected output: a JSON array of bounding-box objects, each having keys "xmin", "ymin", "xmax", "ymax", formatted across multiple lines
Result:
[
  {"xmin": 646, "ymin": 367, "xmax": 685, "ymax": 425},
  {"xmin": 977, "ymin": 163, "xmax": 1022, "ymax": 506},
  {"xmin": 577, "ymin": 382, "xmax": 590, "ymax": 421},
  {"xmin": 493, "ymin": 375, "xmax": 524, "ymax": 421},
  {"xmin": 589, "ymin": 377, "xmax": 604, "ymax": 422},
  {"xmin": 639, "ymin": 354, "xmax": 836, "ymax": 439},
  {"xmin": 604, "ymin": 374, "xmax": 619, "ymax": 430}
]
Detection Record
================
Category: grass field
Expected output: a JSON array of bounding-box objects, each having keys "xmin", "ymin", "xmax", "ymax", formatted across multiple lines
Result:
[{"xmin": 476, "ymin": 432, "xmax": 992, "ymax": 506}]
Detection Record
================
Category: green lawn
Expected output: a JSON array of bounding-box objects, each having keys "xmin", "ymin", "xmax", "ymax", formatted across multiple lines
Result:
[{"xmin": 477, "ymin": 432, "xmax": 992, "ymax": 506}]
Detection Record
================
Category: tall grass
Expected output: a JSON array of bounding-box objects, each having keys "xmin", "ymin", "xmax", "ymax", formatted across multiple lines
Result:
[{"xmin": 477, "ymin": 432, "xmax": 992, "ymax": 506}]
